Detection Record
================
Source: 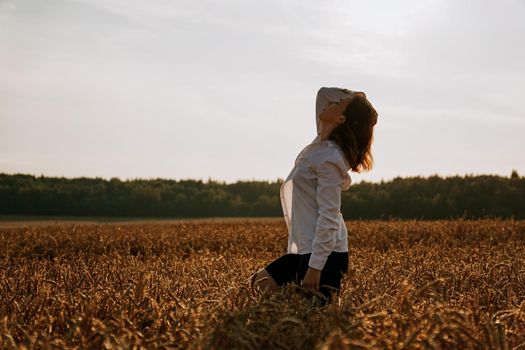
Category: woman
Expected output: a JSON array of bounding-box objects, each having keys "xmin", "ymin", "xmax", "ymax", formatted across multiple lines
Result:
[{"xmin": 249, "ymin": 87, "xmax": 378, "ymax": 305}]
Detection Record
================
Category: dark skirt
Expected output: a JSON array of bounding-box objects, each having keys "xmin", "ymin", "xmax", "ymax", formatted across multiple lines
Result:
[{"xmin": 263, "ymin": 251, "xmax": 349, "ymax": 304}]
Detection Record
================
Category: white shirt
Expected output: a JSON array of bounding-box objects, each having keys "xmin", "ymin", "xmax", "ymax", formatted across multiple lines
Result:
[{"xmin": 279, "ymin": 87, "xmax": 354, "ymax": 271}]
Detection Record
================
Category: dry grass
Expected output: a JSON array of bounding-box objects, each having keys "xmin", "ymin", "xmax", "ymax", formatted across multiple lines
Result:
[{"xmin": 0, "ymin": 218, "xmax": 524, "ymax": 349}]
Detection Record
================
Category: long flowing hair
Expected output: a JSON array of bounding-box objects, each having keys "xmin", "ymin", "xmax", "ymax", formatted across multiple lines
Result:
[{"xmin": 328, "ymin": 95, "xmax": 378, "ymax": 173}]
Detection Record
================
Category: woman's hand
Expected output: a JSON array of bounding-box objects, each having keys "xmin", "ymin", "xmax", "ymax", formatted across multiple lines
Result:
[
  {"xmin": 302, "ymin": 267, "xmax": 321, "ymax": 291},
  {"xmin": 321, "ymin": 92, "xmax": 367, "ymax": 120}
]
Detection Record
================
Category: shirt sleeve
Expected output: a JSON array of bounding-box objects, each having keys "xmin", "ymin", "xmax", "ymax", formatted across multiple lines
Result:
[
  {"xmin": 308, "ymin": 155, "xmax": 348, "ymax": 270},
  {"xmin": 316, "ymin": 87, "xmax": 354, "ymax": 115}
]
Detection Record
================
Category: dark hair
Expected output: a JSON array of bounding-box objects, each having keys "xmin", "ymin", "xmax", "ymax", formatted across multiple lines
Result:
[{"xmin": 328, "ymin": 95, "xmax": 378, "ymax": 173}]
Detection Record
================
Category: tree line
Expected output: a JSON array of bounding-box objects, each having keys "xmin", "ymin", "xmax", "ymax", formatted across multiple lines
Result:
[{"xmin": 0, "ymin": 171, "xmax": 523, "ymax": 219}]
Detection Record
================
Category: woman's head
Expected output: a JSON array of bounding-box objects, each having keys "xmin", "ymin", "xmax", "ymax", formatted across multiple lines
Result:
[{"xmin": 329, "ymin": 94, "xmax": 378, "ymax": 173}]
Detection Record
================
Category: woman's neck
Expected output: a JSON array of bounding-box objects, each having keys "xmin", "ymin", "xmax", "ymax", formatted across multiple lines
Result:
[{"xmin": 318, "ymin": 120, "xmax": 338, "ymax": 140}]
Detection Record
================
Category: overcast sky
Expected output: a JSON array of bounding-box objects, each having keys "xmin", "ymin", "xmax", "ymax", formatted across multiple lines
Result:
[{"xmin": 1, "ymin": 0, "xmax": 524, "ymax": 184}]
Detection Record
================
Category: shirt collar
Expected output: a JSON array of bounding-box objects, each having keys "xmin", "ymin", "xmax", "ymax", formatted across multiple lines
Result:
[{"xmin": 312, "ymin": 134, "xmax": 333, "ymax": 146}]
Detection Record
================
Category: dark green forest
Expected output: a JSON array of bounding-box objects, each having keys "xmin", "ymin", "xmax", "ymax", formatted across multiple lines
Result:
[{"xmin": 1, "ymin": 171, "xmax": 523, "ymax": 220}]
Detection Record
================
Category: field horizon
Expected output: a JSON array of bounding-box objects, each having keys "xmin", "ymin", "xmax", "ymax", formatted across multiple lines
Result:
[{"xmin": 0, "ymin": 215, "xmax": 283, "ymax": 229}]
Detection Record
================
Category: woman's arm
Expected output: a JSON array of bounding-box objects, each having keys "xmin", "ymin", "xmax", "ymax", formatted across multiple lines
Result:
[
  {"xmin": 302, "ymin": 157, "xmax": 346, "ymax": 291},
  {"xmin": 308, "ymin": 158, "xmax": 345, "ymax": 271}
]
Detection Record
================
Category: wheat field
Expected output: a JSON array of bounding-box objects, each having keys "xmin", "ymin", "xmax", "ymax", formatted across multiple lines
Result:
[{"xmin": 0, "ymin": 218, "xmax": 524, "ymax": 349}]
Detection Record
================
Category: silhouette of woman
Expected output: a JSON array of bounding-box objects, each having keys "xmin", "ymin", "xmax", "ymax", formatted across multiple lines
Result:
[{"xmin": 250, "ymin": 87, "xmax": 378, "ymax": 305}]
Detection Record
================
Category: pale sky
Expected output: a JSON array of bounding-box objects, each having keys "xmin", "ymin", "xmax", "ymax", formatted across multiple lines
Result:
[{"xmin": 1, "ymin": 0, "xmax": 524, "ymax": 184}]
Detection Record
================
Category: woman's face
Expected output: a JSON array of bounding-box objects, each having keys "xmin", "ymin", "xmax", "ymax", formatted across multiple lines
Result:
[
  {"xmin": 319, "ymin": 99, "xmax": 350, "ymax": 125},
  {"xmin": 320, "ymin": 92, "xmax": 369, "ymax": 125}
]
